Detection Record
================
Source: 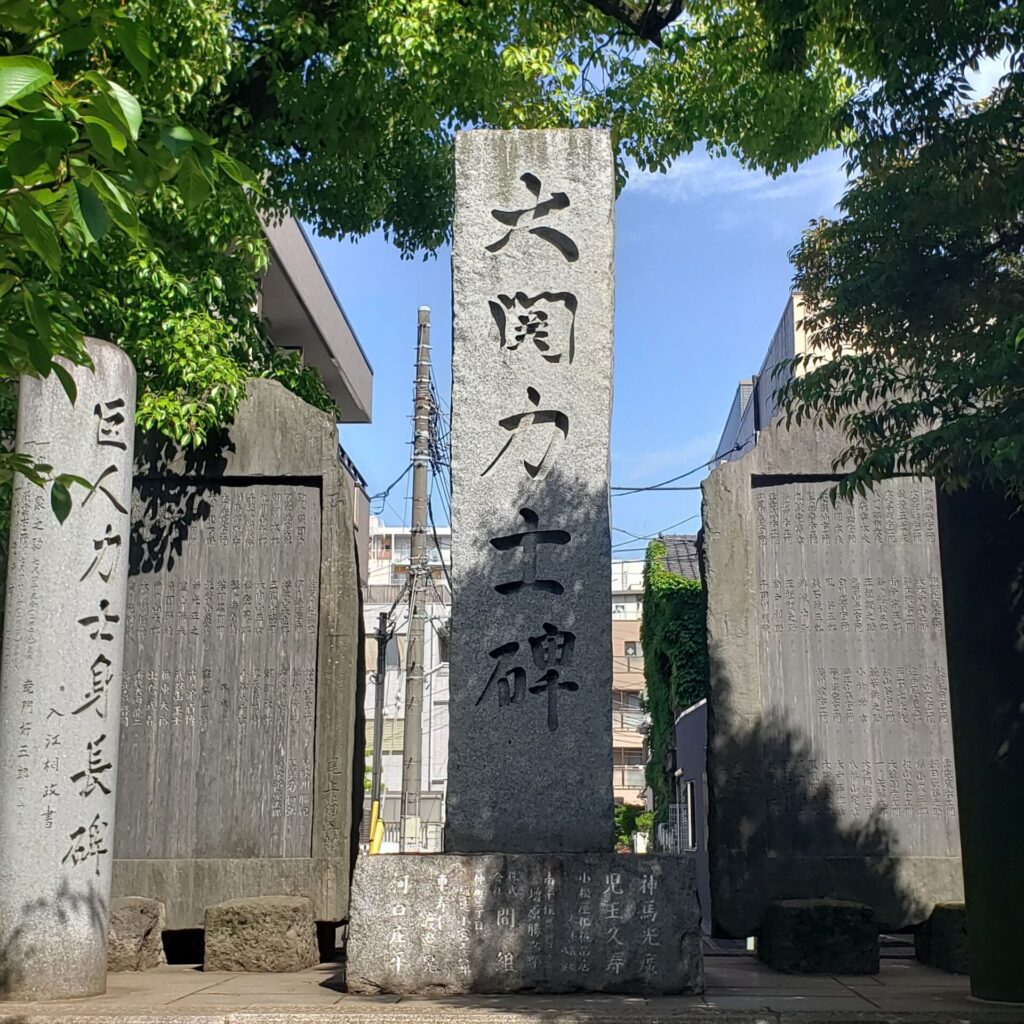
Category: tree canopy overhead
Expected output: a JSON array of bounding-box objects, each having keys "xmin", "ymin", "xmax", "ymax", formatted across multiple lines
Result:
[{"xmin": 3, "ymin": 0, "xmax": 1020, "ymax": 501}]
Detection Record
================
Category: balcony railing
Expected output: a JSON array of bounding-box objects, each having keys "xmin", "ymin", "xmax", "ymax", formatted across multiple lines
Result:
[
  {"xmin": 612, "ymin": 765, "xmax": 646, "ymax": 790},
  {"xmin": 613, "ymin": 708, "xmax": 645, "ymax": 731}
]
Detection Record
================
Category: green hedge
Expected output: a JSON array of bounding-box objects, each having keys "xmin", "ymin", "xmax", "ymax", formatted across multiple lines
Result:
[{"xmin": 641, "ymin": 540, "xmax": 709, "ymax": 824}]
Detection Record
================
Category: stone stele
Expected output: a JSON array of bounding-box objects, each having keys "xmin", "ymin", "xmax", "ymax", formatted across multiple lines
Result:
[
  {"xmin": 112, "ymin": 379, "xmax": 361, "ymax": 929},
  {"xmin": 702, "ymin": 420, "xmax": 964, "ymax": 938},
  {"xmin": 447, "ymin": 128, "xmax": 615, "ymax": 854},
  {"xmin": 346, "ymin": 854, "xmax": 702, "ymax": 995},
  {"xmin": 0, "ymin": 339, "xmax": 137, "ymax": 999}
]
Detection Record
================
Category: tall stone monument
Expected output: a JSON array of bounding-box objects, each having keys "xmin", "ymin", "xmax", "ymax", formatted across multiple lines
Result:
[
  {"xmin": 446, "ymin": 128, "xmax": 614, "ymax": 852},
  {"xmin": 346, "ymin": 129, "xmax": 702, "ymax": 996},
  {"xmin": 702, "ymin": 420, "xmax": 963, "ymax": 938},
  {"xmin": 112, "ymin": 379, "xmax": 361, "ymax": 930},
  {"xmin": 0, "ymin": 340, "xmax": 136, "ymax": 999}
]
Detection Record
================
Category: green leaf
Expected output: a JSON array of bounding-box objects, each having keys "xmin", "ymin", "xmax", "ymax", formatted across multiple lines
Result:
[
  {"xmin": 5, "ymin": 138, "xmax": 44, "ymax": 177},
  {"xmin": 51, "ymin": 362, "xmax": 77, "ymax": 404},
  {"xmin": 0, "ymin": 56, "xmax": 53, "ymax": 107},
  {"xmin": 9, "ymin": 195, "xmax": 61, "ymax": 273},
  {"xmin": 102, "ymin": 79, "xmax": 143, "ymax": 140},
  {"xmin": 22, "ymin": 282, "xmax": 51, "ymax": 341},
  {"xmin": 160, "ymin": 125, "xmax": 194, "ymax": 158},
  {"xmin": 25, "ymin": 327, "xmax": 52, "ymax": 375},
  {"xmin": 50, "ymin": 479, "xmax": 72, "ymax": 523},
  {"xmin": 174, "ymin": 153, "xmax": 212, "ymax": 210},
  {"xmin": 83, "ymin": 115, "xmax": 127, "ymax": 159},
  {"xmin": 71, "ymin": 180, "xmax": 109, "ymax": 242},
  {"xmin": 113, "ymin": 19, "xmax": 153, "ymax": 79}
]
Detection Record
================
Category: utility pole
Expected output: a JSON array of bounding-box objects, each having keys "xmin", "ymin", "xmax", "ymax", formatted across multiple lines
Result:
[
  {"xmin": 368, "ymin": 611, "xmax": 389, "ymax": 853},
  {"xmin": 400, "ymin": 306, "xmax": 431, "ymax": 852}
]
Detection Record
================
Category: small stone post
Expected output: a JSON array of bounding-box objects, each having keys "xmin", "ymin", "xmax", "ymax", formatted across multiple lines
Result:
[{"xmin": 0, "ymin": 339, "xmax": 136, "ymax": 1000}]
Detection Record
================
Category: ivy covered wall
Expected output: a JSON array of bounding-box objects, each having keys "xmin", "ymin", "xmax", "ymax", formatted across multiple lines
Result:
[{"xmin": 641, "ymin": 539, "xmax": 710, "ymax": 823}]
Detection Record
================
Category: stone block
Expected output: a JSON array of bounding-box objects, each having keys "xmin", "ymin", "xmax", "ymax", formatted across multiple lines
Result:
[
  {"xmin": 915, "ymin": 902, "xmax": 969, "ymax": 974},
  {"xmin": 758, "ymin": 898, "xmax": 878, "ymax": 974},
  {"xmin": 702, "ymin": 419, "xmax": 963, "ymax": 936},
  {"xmin": 447, "ymin": 129, "xmax": 615, "ymax": 854},
  {"xmin": 346, "ymin": 853, "xmax": 703, "ymax": 995},
  {"xmin": 108, "ymin": 897, "xmax": 167, "ymax": 972},
  {"xmin": 203, "ymin": 895, "xmax": 319, "ymax": 972},
  {"xmin": 114, "ymin": 379, "xmax": 362, "ymax": 928}
]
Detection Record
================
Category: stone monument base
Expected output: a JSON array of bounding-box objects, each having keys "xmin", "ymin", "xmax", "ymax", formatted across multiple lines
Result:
[{"xmin": 346, "ymin": 853, "xmax": 703, "ymax": 995}]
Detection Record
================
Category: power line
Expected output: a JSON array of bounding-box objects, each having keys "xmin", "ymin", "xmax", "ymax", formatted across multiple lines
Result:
[
  {"xmin": 610, "ymin": 446, "xmax": 742, "ymax": 496},
  {"xmin": 370, "ymin": 463, "xmax": 412, "ymax": 514}
]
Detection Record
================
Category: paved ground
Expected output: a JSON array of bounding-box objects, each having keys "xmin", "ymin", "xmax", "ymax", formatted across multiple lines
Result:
[{"xmin": 1, "ymin": 955, "xmax": 1021, "ymax": 1023}]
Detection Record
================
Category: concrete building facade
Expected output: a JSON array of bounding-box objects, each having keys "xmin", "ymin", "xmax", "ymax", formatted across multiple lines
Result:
[{"xmin": 612, "ymin": 560, "xmax": 647, "ymax": 806}]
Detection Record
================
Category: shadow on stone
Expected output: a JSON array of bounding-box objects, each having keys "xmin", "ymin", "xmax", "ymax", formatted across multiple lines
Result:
[
  {"xmin": 129, "ymin": 431, "xmax": 233, "ymax": 577},
  {"xmin": 706, "ymin": 649, "xmax": 924, "ymax": 940},
  {"xmin": 0, "ymin": 880, "xmax": 109, "ymax": 998}
]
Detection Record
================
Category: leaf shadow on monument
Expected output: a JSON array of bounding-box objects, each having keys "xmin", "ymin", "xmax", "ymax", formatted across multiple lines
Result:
[
  {"xmin": 443, "ymin": 457, "xmax": 616, "ymax": 856},
  {"xmin": 705, "ymin": 647, "xmax": 928, "ymax": 938},
  {"xmin": 128, "ymin": 432, "xmax": 233, "ymax": 576},
  {"xmin": 0, "ymin": 878, "xmax": 108, "ymax": 995}
]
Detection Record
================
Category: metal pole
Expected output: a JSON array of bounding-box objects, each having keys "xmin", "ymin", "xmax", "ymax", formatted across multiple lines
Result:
[
  {"xmin": 370, "ymin": 611, "xmax": 389, "ymax": 811},
  {"xmin": 400, "ymin": 306, "xmax": 431, "ymax": 852}
]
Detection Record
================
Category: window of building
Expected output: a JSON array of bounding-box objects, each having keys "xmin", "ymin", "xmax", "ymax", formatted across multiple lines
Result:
[
  {"xmin": 623, "ymin": 640, "xmax": 643, "ymax": 658},
  {"xmin": 612, "ymin": 690, "xmax": 642, "ymax": 711},
  {"xmin": 613, "ymin": 747, "xmax": 645, "ymax": 766}
]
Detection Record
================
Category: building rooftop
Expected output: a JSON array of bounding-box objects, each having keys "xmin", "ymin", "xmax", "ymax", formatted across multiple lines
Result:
[
  {"xmin": 658, "ymin": 535, "xmax": 701, "ymax": 581},
  {"xmin": 259, "ymin": 215, "xmax": 373, "ymax": 423}
]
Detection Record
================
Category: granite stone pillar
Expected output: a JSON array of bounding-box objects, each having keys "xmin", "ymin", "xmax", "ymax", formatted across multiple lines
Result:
[
  {"xmin": 447, "ymin": 128, "xmax": 615, "ymax": 854},
  {"xmin": 0, "ymin": 339, "xmax": 136, "ymax": 999}
]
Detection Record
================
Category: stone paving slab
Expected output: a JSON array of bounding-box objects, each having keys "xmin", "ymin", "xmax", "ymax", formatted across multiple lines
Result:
[{"xmin": 1, "ymin": 960, "xmax": 1022, "ymax": 1023}]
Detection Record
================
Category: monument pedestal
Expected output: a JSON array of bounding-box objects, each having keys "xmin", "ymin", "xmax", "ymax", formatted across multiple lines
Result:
[{"xmin": 346, "ymin": 853, "xmax": 703, "ymax": 995}]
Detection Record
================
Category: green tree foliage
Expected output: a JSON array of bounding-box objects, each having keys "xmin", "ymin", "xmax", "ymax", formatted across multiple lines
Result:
[
  {"xmin": 773, "ymin": 5, "xmax": 1023, "ymax": 503},
  {"xmin": 0, "ymin": 0, "xmax": 333, "ymax": 480},
  {"xmin": 641, "ymin": 540, "xmax": 708, "ymax": 824},
  {"xmin": 613, "ymin": 802, "xmax": 653, "ymax": 848}
]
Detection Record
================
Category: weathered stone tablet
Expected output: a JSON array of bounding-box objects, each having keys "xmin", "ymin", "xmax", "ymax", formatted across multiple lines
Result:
[
  {"xmin": 347, "ymin": 853, "xmax": 702, "ymax": 994},
  {"xmin": 113, "ymin": 379, "xmax": 361, "ymax": 928},
  {"xmin": 702, "ymin": 421, "xmax": 963, "ymax": 937},
  {"xmin": 447, "ymin": 128, "xmax": 615, "ymax": 854}
]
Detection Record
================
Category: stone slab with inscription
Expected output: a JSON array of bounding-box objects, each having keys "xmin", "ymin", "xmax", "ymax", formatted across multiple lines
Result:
[
  {"xmin": 0, "ymin": 340, "xmax": 136, "ymax": 999},
  {"xmin": 447, "ymin": 128, "xmax": 615, "ymax": 854},
  {"xmin": 112, "ymin": 379, "xmax": 361, "ymax": 929},
  {"xmin": 702, "ymin": 421, "xmax": 963, "ymax": 937},
  {"xmin": 346, "ymin": 853, "xmax": 702, "ymax": 995}
]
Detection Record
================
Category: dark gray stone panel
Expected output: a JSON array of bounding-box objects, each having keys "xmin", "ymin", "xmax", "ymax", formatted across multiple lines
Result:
[
  {"xmin": 119, "ymin": 482, "xmax": 321, "ymax": 861},
  {"xmin": 113, "ymin": 380, "xmax": 360, "ymax": 927},
  {"xmin": 702, "ymin": 422, "xmax": 963, "ymax": 937},
  {"xmin": 346, "ymin": 853, "xmax": 702, "ymax": 995}
]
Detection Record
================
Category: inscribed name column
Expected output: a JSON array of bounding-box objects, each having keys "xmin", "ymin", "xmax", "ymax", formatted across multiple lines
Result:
[
  {"xmin": 0, "ymin": 339, "xmax": 136, "ymax": 999},
  {"xmin": 447, "ymin": 129, "xmax": 614, "ymax": 853}
]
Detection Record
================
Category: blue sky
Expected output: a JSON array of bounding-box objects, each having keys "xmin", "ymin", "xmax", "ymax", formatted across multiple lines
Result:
[{"xmin": 311, "ymin": 146, "xmax": 848, "ymax": 551}]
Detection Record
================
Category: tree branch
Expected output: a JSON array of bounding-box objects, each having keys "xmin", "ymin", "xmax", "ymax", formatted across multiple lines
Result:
[{"xmin": 581, "ymin": 0, "xmax": 684, "ymax": 47}]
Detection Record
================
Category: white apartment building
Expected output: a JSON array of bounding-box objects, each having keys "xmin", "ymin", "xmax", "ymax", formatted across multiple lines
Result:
[
  {"xmin": 362, "ymin": 517, "xmax": 451, "ymax": 850},
  {"xmin": 611, "ymin": 559, "xmax": 647, "ymax": 804}
]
